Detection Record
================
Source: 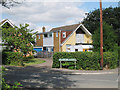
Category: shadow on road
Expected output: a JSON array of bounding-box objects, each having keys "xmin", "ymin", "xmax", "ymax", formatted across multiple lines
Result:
[{"xmin": 3, "ymin": 66, "xmax": 77, "ymax": 88}]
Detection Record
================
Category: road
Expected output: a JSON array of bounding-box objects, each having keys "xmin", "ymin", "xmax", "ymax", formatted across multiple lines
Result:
[{"xmin": 3, "ymin": 66, "xmax": 118, "ymax": 88}]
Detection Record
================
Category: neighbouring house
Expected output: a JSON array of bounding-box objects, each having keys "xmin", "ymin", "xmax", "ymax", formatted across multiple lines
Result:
[
  {"xmin": 35, "ymin": 23, "xmax": 93, "ymax": 52},
  {"xmin": 0, "ymin": 19, "xmax": 33, "ymax": 56},
  {"xmin": 0, "ymin": 19, "xmax": 15, "ymax": 51}
]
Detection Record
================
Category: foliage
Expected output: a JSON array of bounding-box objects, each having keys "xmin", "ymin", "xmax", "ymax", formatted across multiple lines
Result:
[
  {"xmin": 82, "ymin": 7, "xmax": 120, "ymax": 45},
  {"xmin": 52, "ymin": 52, "xmax": 100, "ymax": 70},
  {"xmin": 2, "ymin": 23, "xmax": 37, "ymax": 56},
  {"xmin": 52, "ymin": 52, "xmax": 118, "ymax": 70},
  {"xmin": 2, "ymin": 51, "xmax": 24, "ymax": 66},
  {"xmin": 2, "ymin": 78, "xmax": 11, "ymax": 88},
  {"xmin": 1, "ymin": 66, "xmax": 23, "ymax": 89},
  {"xmin": 103, "ymin": 52, "xmax": 118, "ymax": 69},
  {"xmin": 23, "ymin": 55, "xmax": 34, "ymax": 61},
  {"xmin": 92, "ymin": 22, "xmax": 118, "ymax": 52},
  {"xmin": 2, "ymin": 78, "xmax": 23, "ymax": 89},
  {"xmin": 0, "ymin": 0, "xmax": 23, "ymax": 9}
]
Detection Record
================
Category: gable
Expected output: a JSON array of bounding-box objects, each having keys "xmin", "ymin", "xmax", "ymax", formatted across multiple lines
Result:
[
  {"xmin": 0, "ymin": 19, "xmax": 14, "ymax": 28},
  {"xmin": 76, "ymin": 27, "xmax": 85, "ymax": 34},
  {"xmin": 61, "ymin": 24, "xmax": 92, "ymax": 46}
]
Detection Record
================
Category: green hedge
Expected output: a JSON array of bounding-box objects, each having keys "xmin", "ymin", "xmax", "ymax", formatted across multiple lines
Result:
[
  {"xmin": 2, "ymin": 51, "xmax": 24, "ymax": 66},
  {"xmin": 103, "ymin": 52, "xmax": 118, "ymax": 69},
  {"xmin": 52, "ymin": 52, "xmax": 118, "ymax": 70}
]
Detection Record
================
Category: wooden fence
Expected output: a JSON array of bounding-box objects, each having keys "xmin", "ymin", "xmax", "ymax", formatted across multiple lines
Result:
[{"xmin": 37, "ymin": 51, "xmax": 54, "ymax": 58}]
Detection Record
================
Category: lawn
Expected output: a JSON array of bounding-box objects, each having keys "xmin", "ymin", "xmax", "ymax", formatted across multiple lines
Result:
[{"xmin": 24, "ymin": 58, "xmax": 46, "ymax": 66}]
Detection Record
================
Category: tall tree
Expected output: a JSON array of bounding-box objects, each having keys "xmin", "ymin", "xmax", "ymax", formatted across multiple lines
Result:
[
  {"xmin": 93, "ymin": 22, "xmax": 118, "ymax": 52},
  {"xmin": 82, "ymin": 7, "xmax": 120, "ymax": 45},
  {"xmin": 2, "ymin": 24, "xmax": 37, "ymax": 55}
]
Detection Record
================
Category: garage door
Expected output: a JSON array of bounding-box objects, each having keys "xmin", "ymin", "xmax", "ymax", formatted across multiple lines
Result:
[{"xmin": 34, "ymin": 48, "xmax": 42, "ymax": 52}]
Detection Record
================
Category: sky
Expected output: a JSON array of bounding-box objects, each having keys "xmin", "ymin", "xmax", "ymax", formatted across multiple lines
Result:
[{"xmin": 0, "ymin": 0, "xmax": 119, "ymax": 33}]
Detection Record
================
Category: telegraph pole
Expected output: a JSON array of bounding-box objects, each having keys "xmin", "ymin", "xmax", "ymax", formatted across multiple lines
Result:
[{"xmin": 100, "ymin": 0, "xmax": 103, "ymax": 69}]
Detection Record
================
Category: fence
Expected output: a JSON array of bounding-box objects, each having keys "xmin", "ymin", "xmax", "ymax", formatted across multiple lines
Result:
[{"xmin": 37, "ymin": 51, "xmax": 54, "ymax": 58}]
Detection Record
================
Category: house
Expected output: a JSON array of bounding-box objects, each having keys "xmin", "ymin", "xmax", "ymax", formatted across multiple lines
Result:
[{"xmin": 35, "ymin": 23, "xmax": 93, "ymax": 52}]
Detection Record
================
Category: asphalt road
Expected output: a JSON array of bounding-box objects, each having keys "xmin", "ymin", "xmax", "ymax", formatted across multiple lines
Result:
[{"xmin": 3, "ymin": 66, "xmax": 118, "ymax": 88}]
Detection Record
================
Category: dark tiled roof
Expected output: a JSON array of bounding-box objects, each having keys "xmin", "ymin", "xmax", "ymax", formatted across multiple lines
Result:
[{"xmin": 50, "ymin": 24, "xmax": 80, "ymax": 32}]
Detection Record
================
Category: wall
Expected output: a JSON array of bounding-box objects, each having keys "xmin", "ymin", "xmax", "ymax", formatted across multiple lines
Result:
[
  {"xmin": 43, "ymin": 33, "xmax": 54, "ymax": 47},
  {"xmin": 84, "ymin": 34, "xmax": 92, "ymax": 43},
  {"xmin": 61, "ymin": 32, "xmax": 76, "ymax": 52},
  {"xmin": 54, "ymin": 32, "xmax": 60, "ymax": 52},
  {"xmin": 36, "ymin": 34, "xmax": 43, "ymax": 46},
  {"xmin": 61, "ymin": 30, "xmax": 73, "ymax": 43}
]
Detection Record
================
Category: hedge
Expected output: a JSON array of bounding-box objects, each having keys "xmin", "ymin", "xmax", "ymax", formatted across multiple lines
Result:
[
  {"xmin": 2, "ymin": 51, "xmax": 24, "ymax": 66},
  {"xmin": 52, "ymin": 52, "xmax": 118, "ymax": 70}
]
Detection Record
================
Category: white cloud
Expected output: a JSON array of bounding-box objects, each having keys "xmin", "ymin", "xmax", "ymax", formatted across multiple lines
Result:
[{"xmin": 1, "ymin": 2, "xmax": 86, "ymax": 32}]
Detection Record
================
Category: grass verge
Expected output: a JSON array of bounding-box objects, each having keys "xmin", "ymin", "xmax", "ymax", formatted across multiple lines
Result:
[{"xmin": 23, "ymin": 58, "xmax": 46, "ymax": 66}]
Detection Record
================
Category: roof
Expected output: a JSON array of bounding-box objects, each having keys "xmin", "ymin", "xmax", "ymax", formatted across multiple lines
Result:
[
  {"xmin": 0, "ymin": 19, "xmax": 14, "ymax": 27},
  {"xmin": 50, "ymin": 24, "xmax": 80, "ymax": 32},
  {"xmin": 36, "ymin": 31, "xmax": 52, "ymax": 35}
]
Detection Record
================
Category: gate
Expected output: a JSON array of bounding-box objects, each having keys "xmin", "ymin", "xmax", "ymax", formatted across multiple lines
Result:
[{"xmin": 37, "ymin": 51, "xmax": 54, "ymax": 58}]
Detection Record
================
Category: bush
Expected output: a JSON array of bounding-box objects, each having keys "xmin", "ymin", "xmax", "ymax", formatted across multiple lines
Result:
[
  {"xmin": 52, "ymin": 52, "xmax": 118, "ymax": 70},
  {"xmin": 23, "ymin": 55, "xmax": 34, "ymax": 61},
  {"xmin": 2, "ymin": 51, "xmax": 24, "ymax": 66},
  {"xmin": 2, "ymin": 78, "xmax": 23, "ymax": 89},
  {"xmin": 103, "ymin": 52, "xmax": 118, "ymax": 69}
]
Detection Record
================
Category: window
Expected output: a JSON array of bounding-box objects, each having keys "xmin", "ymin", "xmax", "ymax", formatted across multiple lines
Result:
[
  {"xmin": 85, "ymin": 49, "xmax": 87, "ymax": 52},
  {"xmin": 62, "ymin": 32, "xmax": 66, "ymax": 38},
  {"xmin": 39, "ymin": 35, "xmax": 40, "ymax": 39},
  {"xmin": 75, "ymin": 49, "xmax": 78, "ymax": 52},
  {"xmin": 49, "ymin": 33, "xmax": 52, "ymax": 37},
  {"xmin": 44, "ymin": 34, "xmax": 48, "ymax": 38},
  {"xmin": 56, "ymin": 32, "xmax": 58, "ymax": 37}
]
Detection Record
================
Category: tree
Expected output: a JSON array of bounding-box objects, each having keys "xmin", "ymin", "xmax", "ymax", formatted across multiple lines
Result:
[
  {"xmin": 2, "ymin": 24, "xmax": 37, "ymax": 56},
  {"xmin": 0, "ymin": 0, "xmax": 24, "ymax": 9},
  {"xmin": 93, "ymin": 22, "xmax": 118, "ymax": 52},
  {"xmin": 82, "ymin": 7, "xmax": 120, "ymax": 45}
]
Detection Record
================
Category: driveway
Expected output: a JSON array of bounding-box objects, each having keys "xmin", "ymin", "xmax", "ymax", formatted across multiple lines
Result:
[{"xmin": 28, "ymin": 58, "xmax": 53, "ymax": 68}]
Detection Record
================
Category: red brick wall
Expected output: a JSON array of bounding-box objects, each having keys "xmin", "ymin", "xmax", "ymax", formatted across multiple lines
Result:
[{"xmin": 61, "ymin": 31, "xmax": 73, "ymax": 44}]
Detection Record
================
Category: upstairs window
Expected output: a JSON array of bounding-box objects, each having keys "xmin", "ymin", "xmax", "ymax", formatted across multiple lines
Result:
[
  {"xmin": 62, "ymin": 32, "xmax": 66, "ymax": 38},
  {"xmin": 49, "ymin": 33, "xmax": 52, "ymax": 37},
  {"xmin": 56, "ymin": 32, "xmax": 58, "ymax": 37},
  {"xmin": 44, "ymin": 34, "xmax": 48, "ymax": 38}
]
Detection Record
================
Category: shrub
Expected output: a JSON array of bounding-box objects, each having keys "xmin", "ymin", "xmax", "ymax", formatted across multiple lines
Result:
[
  {"xmin": 52, "ymin": 52, "xmax": 100, "ymax": 70},
  {"xmin": 23, "ymin": 55, "xmax": 34, "ymax": 61},
  {"xmin": 103, "ymin": 52, "xmax": 118, "ymax": 69},
  {"xmin": 2, "ymin": 78, "xmax": 23, "ymax": 89},
  {"xmin": 2, "ymin": 51, "xmax": 24, "ymax": 66},
  {"xmin": 52, "ymin": 52, "xmax": 118, "ymax": 70}
]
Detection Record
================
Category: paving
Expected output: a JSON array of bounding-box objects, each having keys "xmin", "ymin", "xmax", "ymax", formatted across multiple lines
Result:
[{"xmin": 3, "ymin": 58, "xmax": 119, "ymax": 88}]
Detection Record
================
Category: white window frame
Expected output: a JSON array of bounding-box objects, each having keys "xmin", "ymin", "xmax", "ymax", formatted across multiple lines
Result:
[
  {"xmin": 56, "ymin": 32, "xmax": 58, "ymax": 37},
  {"xmin": 62, "ymin": 32, "xmax": 66, "ymax": 38},
  {"xmin": 39, "ymin": 35, "xmax": 40, "ymax": 39}
]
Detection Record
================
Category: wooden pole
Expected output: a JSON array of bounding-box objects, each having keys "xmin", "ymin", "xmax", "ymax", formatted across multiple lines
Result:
[{"xmin": 100, "ymin": 0, "xmax": 103, "ymax": 69}]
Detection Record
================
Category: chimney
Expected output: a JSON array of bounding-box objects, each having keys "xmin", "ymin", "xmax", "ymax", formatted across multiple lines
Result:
[{"xmin": 42, "ymin": 26, "xmax": 45, "ymax": 32}]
